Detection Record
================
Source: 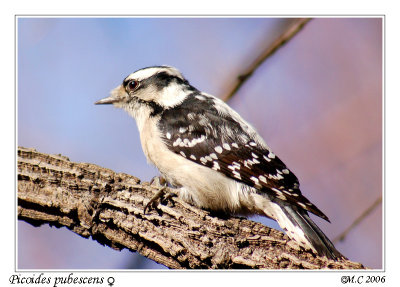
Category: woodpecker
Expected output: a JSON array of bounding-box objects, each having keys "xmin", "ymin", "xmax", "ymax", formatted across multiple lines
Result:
[{"xmin": 95, "ymin": 66, "xmax": 344, "ymax": 260}]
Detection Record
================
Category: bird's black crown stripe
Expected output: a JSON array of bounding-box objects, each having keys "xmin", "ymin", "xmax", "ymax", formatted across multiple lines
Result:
[{"xmin": 148, "ymin": 72, "xmax": 190, "ymax": 91}]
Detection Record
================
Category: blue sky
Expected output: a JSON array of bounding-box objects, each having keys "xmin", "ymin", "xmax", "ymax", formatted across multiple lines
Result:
[{"xmin": 17, "ymin": 17, "xmax": 382, "ymax": 269}]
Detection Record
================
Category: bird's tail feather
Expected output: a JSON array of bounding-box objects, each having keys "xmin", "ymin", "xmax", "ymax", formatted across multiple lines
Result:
[{"xmin": 270, "ymin": 199, "xmax": 344, "ymax": 260}]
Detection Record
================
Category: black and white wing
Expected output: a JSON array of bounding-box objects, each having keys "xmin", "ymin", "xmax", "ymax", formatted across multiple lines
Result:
[{"xmin": 158, "ymin": 93, "xmax": 329, "ymax": 221}]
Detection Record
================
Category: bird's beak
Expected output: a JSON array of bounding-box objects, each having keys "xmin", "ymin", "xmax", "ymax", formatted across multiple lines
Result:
[
  {"xmin": 94, "ymin": 96, "xmax": 118, "ymax": 105},
  {"xmin": 94, "ymin": 86, "xmax": 124, "ymax": 105}
]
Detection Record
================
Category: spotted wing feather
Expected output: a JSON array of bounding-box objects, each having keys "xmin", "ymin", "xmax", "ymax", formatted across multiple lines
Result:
[{"xmin": 158, "ymin": 93, "xmax": 329, "ymax": 221}]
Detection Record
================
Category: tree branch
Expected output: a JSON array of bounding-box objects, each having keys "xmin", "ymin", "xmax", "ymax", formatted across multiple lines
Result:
[
  {"xmin": 222, "ymin": 18, "xmax": 312, "ymax": 102},
  {"xmin": 18, "ymin": 146, "xmax": 364, "ymax": 269},
  {"xmin": 333, "ymin": 196, "xmax": 382, "ymax": 244}
]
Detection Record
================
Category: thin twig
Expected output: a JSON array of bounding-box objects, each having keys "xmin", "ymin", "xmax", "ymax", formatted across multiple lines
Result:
[
  {"xmin": 222, "ymin": 18, "xmax": 312, "ymax": 102},
  {"xmin": 333, "ymin": 196, "xmax": 382, "ymax": 244}
]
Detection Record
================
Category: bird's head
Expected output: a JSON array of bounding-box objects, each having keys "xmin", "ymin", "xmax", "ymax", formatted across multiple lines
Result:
[{"xmin": 95, "ymin": 66, "xmax": 196, "ymax": 117}]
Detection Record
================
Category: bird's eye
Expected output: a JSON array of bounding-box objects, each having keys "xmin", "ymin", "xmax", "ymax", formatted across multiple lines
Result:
[{"xmin": 127, "ymin": 80, "xmax": 139, "ymax": 92}]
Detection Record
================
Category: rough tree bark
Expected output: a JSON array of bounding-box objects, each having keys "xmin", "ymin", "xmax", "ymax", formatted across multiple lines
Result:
[{"xmin": 17, "ymin": 147, "xmax": 365, "ymax": 269}]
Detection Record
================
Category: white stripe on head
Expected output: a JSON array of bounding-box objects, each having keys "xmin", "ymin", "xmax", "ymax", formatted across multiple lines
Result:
[{"xmin": 125, "ymin": 66, "xmax": 184, "ymax": 82}]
